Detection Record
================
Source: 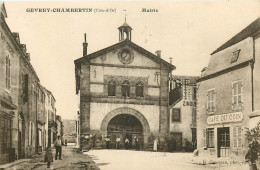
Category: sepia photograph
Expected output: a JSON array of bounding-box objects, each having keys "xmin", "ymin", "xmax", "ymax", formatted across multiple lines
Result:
[{"xmin": 0, "ymin": 0, "xmax": 260, "ymax": 169}]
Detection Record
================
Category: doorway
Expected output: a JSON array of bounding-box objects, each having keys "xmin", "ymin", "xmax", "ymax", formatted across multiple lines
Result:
[
  {"xmin": 217, "ymin": 127, "xmax": 230, "ymax": 157},
  {"xmin": 170, "ymin": 132, "xmax": 182, "ymax": 151},
  {"xmin": 107, "ymin": 114, "xmax": 143, "ymax": 149}
]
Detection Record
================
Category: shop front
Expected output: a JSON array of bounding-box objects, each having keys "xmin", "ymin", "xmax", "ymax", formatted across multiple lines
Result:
[{"xmin": 204, "ymin": 112, "xmax": 246, "ymax": 158}]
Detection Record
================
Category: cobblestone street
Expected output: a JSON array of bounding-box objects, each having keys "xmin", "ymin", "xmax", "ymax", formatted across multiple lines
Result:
[{"xmin": 1, "ymin": 146, "xmax": 99, "ymax": 170}]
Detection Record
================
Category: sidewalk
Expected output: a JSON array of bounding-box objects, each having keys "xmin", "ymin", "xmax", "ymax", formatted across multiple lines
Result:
[
  {"xmin": 0, "ymin": 146, "xmax": 99, "ymax": 170},
  {"xmin": 0, "ymin": 158, "xmax": 31, "ymax": 169}
]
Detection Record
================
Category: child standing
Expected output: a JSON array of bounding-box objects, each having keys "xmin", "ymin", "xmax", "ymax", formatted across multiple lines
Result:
[{"xmin": 44, "ymin": 147, "xmax": 53, "ymax": 168}]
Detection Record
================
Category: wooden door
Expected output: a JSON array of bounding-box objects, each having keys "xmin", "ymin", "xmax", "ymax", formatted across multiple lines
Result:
[{"xmin": 217, "ymin": 127, "xmax": 230, "ymax": 157}]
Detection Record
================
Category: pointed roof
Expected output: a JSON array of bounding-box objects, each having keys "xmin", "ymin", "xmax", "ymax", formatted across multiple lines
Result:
[
  {"xmin": 74, "ymin": 39, "xmax": 175, "ymax": 70},
  {"xmin": 118, "ymin": 22, "xmax": 132, "ymax": 30},
  {"xmin": 212, "ymin": 17, "xmax": 260, "ymax": 55}
]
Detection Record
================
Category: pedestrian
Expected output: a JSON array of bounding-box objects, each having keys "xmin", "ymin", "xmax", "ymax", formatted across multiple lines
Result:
[
  {"xmin": 135, "ymin": 137, "xmax": 139, "ymax": 150},
  {"xmin": 54, "ymin": 135, "xmax": 62, "ymax": 160},
  {"xmin": 44, "ymin": 147, "xmax": 53, "ymax": 168},
  {"xmin": 116, "ymin": 136, "xmax": 121, "ymax": 149},
  {"xmin": 153, "ymin": 138, "xmax": 158, "ymax": 152},
  {"xmin": 125, "ymin": 137, "xmax": 129, "ymax": 150},
  {"xmin": 65, "ymin": 139, "xmax": 67, "ymax": 147},
  {"xmin": 105, "ymin": 136, "xmax": 110, "ymax": 149}
]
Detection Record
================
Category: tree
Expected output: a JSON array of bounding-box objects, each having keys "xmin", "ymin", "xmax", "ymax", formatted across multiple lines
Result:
[{"xmin": 245, "ymin": 122, "xmax": 260, "ymax": 170}]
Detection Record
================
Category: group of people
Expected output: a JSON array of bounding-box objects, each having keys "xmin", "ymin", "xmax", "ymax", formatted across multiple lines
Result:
[
  {"xmin": 105, "ymin": 135, "xmax": 140, "ymax": 150},
  {"xmin": 44, "ymin": 136, "xmax": 63, "ymax": 168}
]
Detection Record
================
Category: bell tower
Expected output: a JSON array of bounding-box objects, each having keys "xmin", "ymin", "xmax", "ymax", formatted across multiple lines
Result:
[{"xmin": 118, "ymin": 10, "xmax": 132, "ymax": 41}]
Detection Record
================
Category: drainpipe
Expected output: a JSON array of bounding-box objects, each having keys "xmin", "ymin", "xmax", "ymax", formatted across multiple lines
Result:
[
  {"xmin": 35, "ymin": 85, "xmax": 38, "ymax": 153},
  {"xmin": 251, "ymin": 38, "xmax": 255, "ymax": 112}
]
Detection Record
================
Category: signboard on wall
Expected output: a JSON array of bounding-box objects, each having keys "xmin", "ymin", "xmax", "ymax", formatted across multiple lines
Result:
[{"xmin": 207, "ymin": 112, "xmax": 243, "ymax": 125}]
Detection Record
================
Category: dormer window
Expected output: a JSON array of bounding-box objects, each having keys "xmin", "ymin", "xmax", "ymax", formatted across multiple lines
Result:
[{"xmin": 231, "ymin": 49, "xmax": 240, "ymax": 63}]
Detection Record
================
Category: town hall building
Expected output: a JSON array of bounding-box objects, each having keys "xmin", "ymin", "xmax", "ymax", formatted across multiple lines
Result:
[{"xmin": 74, "ymin": 21, "xmax": 175, "ymax": 150}]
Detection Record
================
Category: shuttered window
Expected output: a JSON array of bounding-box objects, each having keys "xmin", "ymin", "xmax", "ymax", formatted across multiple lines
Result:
[
  {"xmin": 207, "ymin": 128, "xmax": 214, "ymax": 148},
  {"xmin": 5, "ymin": 55, "xmax": 11, "ymax": 90},
  {"xmin": 207, "ymin": 90, "xmax": 215, "ymax": 113},
  {"xmin": 232, "ymin": 81, "xmax": 243, "ymax": 107},
  {"xmin": 233, "ymin": 125, "xmax": 242, "ymax": 149},
  {"xmin": 23, "ymin": 74, "xmax": 29, "ymax": 103}
]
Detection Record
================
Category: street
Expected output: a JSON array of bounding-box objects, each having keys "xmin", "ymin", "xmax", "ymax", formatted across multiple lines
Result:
[
  {"xmin": 86, "ymin": 149, "xmax": 249, "ymax": 170},
  {"xmin": 1, "ymin": 147, "xmax": 250, "ymax": 170}
]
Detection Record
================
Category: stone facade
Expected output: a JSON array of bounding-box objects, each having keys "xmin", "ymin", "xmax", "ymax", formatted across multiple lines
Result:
[
  {"xmin": 75, "ymin": 23, "xmax": 175, "ymax": 150},
  {"xmin": 0, "ymin": 3, "xmax": 59, "ymax": 164},
  {"xmin": 197, "ymin": 18, "xmax": 260, "ymax": 159},
  {"xmin": 0, "ymin": 4, "xmax": 19, "ymax": 164}
]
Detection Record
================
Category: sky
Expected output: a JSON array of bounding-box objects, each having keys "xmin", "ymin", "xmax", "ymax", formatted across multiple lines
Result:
[{"xmin": 3, "ymin": 1, "xmax": 260, "ymax": 120}]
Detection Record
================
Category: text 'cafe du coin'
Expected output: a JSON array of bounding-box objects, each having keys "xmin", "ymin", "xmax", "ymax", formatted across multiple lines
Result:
[{"xmin": 207, "ymin": 112, "xmax": 243, "ymax": 125}]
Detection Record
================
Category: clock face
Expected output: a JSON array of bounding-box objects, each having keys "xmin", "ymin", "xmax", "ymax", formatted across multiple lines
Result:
[{"xmin": 118, "ymin": 49, "xmax": 134, "ymax": 64}]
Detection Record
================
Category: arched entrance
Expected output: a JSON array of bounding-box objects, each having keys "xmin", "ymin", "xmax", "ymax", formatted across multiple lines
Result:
[
  {"xmin": 101, "ymin": 107, "xmax": 150, "ymax": 150},
  {"xmin": 107, "ymin": 114, "xmax": 143, "ymax": 149}
]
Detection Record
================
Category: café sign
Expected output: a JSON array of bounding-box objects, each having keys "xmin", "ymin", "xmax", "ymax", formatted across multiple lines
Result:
[{"xmin": 207, "ymin": 112, "xmax": 243, "ymax": 125}]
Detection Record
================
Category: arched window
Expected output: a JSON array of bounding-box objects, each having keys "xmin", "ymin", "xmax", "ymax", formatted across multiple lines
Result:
[
  {"xmin": 136, "ymin": 82, "xmax": 144, "ymax": 97},
  {"xmin": 108, "ymin": 80, "xmax": 116, "ymax": 96},
  {"xmin": 121, "ymin": 80, "xmax": 130, "ymax": 97}
]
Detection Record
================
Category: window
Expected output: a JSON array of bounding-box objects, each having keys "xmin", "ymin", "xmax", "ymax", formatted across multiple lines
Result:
[
  {"xmin": 207, "ymin": 89, "xmax": 215, "ymax": 113},
  {"xmin": 23, "ymin": 74, "xmax": 29, "ymax": 103},
  {"xmin": 232, "ymin": 81, "xmax": 243, "ymax": 107},
  {"xmin": 233, "ymin": 125, "xmax": 242, "ymax": 149},
  {"xmin": 207, "ymin": 128, "xmax": 214, "ymax": 148},
  {"xmin": 231, "ymin": 50, "xmax": 240, "ymax": 63},
  {"xmin": 136, "ymin": 82, "xmax": 144, "ymax": 97},
  {"xmin": 121, "ymin": 80, "xmax": 130, "ymax": 97},
  {"xmin": 172, "ymin": 108, "xmax": 181, "ymax": 122},
  {"xmin": 5, "ymin": 55, "xmax": 11, "ymax": 90},
  {"xmin": 108, "ymin": 80, "xmax": 116, "ymax": 96}
]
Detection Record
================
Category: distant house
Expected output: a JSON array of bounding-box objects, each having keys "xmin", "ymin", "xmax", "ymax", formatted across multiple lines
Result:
[{"xmin": 169, "ymin": 76, "xmax": 199, "ymax": 152}]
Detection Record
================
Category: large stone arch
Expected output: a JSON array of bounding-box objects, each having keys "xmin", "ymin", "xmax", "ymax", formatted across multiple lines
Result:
[{"xmin": 100, "ymin": 107, "xmax": 150, "ymax": 133}]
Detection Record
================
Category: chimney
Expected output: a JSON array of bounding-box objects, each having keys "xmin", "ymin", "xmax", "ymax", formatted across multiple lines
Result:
[
  {"xmin": 26, "ymin": 53, "xmax": 30, "ymax": 61},
  {"xmin": 83, "ymin": 33, "xmax": 88, "ymax": 57},
  {"xmin": 155, "ymin": 50, "xmax": 161, "ymax": 58},
  {"xmin": 169, "ymin": 57, "xmax": 173, "ymax": 64},
  {"xmin": 201, "ymin": 67, "xmax": 207, "ymax": 77}
]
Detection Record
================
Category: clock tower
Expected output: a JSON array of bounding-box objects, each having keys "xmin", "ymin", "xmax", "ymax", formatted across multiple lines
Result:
[{"xmin": 118, "ymin": 21, "xmax": 132, "ymax": 41}]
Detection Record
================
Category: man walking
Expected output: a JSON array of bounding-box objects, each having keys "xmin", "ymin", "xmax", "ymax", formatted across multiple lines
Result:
[
  {"xmin": 116, "ymin": 136, "xmax": 121, "ymax": 149},
  {"xmin": 54, "ymin": 136, "xmax": 62, "ymax": 160},
  {"xmin": 105, "ymin": 136, "xmax": 111, "ymax": 149},
  {"xmin": 125, "ymin": 137, "xmax": 129, "ymax": 150}
]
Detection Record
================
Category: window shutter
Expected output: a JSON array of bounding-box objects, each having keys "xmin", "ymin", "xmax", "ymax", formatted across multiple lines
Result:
[
  {"xmin": 203, "ymin": 129, "xmax": 206, "ymax": 147},
  {"xmin": 238, "ymin": 81, "xmax": 242, "ymax": 104},
  {"xmin": 23, "ymin": 75, "xmax": 29, "ymax": 103},
  {"xmin": 233, "ymin": 126, "xmax": 237, "ymax": 148},
  {"xmin": 29, "ymin": 121, "xmax": 31, "ymax": 145},
  {"xmin": 238, "ymin": 126, "xmax": 242, "ymax": 148}
]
